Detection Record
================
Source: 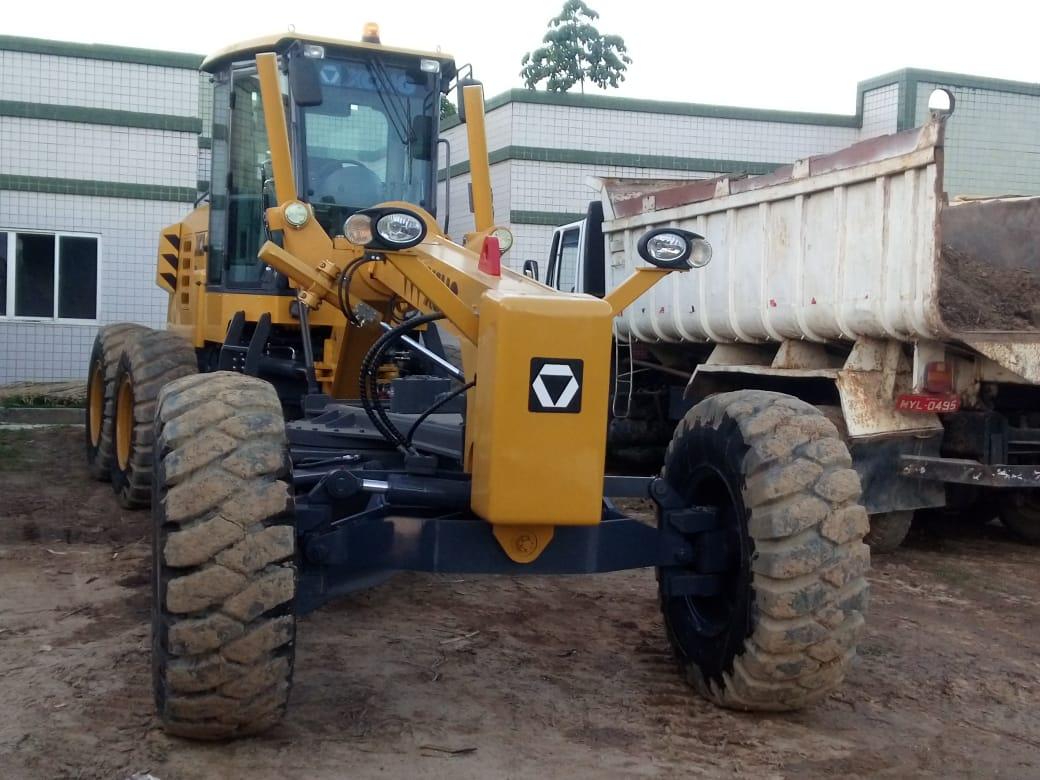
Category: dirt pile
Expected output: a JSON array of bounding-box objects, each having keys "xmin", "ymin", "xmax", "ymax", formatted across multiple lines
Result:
[{"xmin": 939, "ymin": 245, "xmax": 1040, "ymax": 331}]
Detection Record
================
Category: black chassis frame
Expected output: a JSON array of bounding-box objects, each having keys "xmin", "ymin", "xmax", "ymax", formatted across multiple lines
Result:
[{"xmin": 285, "ymin": 409, "xmax": 720, "ymax": 615}]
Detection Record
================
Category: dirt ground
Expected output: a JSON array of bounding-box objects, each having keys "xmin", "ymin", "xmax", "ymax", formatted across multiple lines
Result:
[{"xmin": 1, "ymin": 427, "xmax": 1039, "ymax": 779}]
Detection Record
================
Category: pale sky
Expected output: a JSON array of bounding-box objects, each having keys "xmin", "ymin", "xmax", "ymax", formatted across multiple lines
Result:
[{"xmin": 6, "ymin": 0, "xmax": 1038, "ymax": 114}]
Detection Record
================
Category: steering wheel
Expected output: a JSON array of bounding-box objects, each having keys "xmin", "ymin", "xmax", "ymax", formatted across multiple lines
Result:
[{"xmin": 309, "ymin": 159, "xmax": 384, "ymax": 206}]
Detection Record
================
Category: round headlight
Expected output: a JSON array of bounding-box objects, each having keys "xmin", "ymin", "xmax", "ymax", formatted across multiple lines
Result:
[
  {"xmin": 689, "ymin": 238, "xmax": 712, "ymax": 268},
  {"xmin": 375, "ymin": 212, "xmax": 425, "ymax": 246},
  {"xmin": 646, "ymin": 232, "xmax": 688, "ymax": 262},
  {"xmin": 284, "ymin": 201, "xmax": 310, "ymax": 228},
  {"xmin": 344, "ymin": 214, "xmax": 373, "ymax": 245},
  {"xmin": 491, "ymin": 227, "xmax": 514, "ymax": 254}
]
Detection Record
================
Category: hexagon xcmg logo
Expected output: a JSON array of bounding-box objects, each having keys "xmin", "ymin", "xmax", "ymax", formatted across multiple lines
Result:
[{"xmin": 528, "ymin": 358, "xmax": 583, "ymax": 414}]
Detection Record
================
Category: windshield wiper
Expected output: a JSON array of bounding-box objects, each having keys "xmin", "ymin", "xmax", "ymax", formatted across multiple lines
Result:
[{"xmin": 364, "ymin": 56, "xmax": 412, "ymax": 147}]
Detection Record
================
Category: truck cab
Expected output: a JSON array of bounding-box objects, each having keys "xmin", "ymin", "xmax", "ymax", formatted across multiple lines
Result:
[{"xmin": 543, "ymin": 202, "xmax": 607, "ymax": 298}]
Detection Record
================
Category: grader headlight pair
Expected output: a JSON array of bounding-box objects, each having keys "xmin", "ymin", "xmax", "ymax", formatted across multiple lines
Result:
[{"xmin": 345, "ymin": 208, "xmax": 427, "ymax": 249}]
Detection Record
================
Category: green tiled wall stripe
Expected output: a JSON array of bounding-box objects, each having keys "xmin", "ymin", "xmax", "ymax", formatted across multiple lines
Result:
[
  {"xmin": 0, "ymin": 100, "xmax": 202, "ymax": 133},
  {"xmin": 0, "ymin": 174, "xmax": 198, "ymax": 202},
  {"xmin": 510, "ymin": 210, "xmax": 586, "ymax": 226},
  {"xmin": 198, "ymin": 136, "xmax": 212, "ymax": 149},
  {"xmin": 443, "ymin": 68, "xmax": 1038, "ymax": 135},
  {"xmin": 0, "ymin": 34, "xmax": 202, "ymax": 70},
  {"xmin": 197, "ymin": 180, "xmax": 210, "ymax": 192},
  {"xmin": 900, "ymin": 68, "xmax": 1040, "ymax": 98},
  {"xmin": 439, "ymin": 146, "xmax": 783, "ymax": 179},
  {"xmin": 899, "ymin": 79, "xmax": 918, "ymax": 133},
  {"xmin": 441, "ymin": 88, "xmax": 860, "ymax": 131}
]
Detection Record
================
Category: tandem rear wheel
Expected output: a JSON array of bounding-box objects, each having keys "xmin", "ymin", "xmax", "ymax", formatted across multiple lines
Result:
[
  {"xmin": 657, "ymin": 390, "xmax": 870, "ymax": 711},
  {"xmin": 109, "ymin": 328, "xmax": 198, "ymax": 509},
  {"xmin": 85, "ymin": 323, "xmax": 149, "ymax": 480}
]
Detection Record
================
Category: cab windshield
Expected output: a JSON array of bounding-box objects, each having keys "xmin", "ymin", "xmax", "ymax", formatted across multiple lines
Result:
[{"xmin": 297, "ymin": 56, "xmax": 437, "ymax": 232}]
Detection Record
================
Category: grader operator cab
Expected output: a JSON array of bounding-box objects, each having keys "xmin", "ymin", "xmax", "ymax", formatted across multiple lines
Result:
[{"xmin": 84, "ymin": 29, "xmax": 869, "ymax": 739}]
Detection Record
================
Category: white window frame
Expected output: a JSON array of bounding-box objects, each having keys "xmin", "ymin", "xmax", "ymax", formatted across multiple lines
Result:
[{"xmin": 0, "ymin": 228, "xmax": 102, "ymax": 325}]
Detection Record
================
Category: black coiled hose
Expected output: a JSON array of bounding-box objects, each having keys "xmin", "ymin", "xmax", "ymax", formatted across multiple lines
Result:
[
  {"xmin": 337, "ymin": 256, "xmax": 380, "ymax": 326},
  {"xmin": 358, "ymin": 311, "xmax": 447, "ymax": 452}
]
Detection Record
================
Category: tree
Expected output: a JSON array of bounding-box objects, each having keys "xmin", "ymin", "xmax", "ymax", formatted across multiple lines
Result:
[
  {"xmin": 520, "ymin": 0, "xmax": 632, "ymax": 94},
  {"xmin": 440, "ymin": 96, "xmax": 457, "ymax": 120}
]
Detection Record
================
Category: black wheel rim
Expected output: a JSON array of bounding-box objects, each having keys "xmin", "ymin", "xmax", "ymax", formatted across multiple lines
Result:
[{"xmin": 671, "ymin": 464, "xmax": 750, "ymax": 639}]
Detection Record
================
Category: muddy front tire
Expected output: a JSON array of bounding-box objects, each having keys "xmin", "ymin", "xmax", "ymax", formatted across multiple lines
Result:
[
  {"xmin": 152, "ymin": 371, "xmax": 297, "ymax": 740},
  {"xmin": 85, "ymin": 323, "xmax": 148, "ymax": 480},
  {"xmin": 111, "ymin": 329, "xmax": 198, "ymax": 509},
  {"xmin": 658, "ymin": 390, "xmax": 870, "ymax": 711}
]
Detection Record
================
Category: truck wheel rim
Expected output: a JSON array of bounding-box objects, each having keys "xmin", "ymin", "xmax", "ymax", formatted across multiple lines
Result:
[
  {"xmin": 88, "ymin": 362, "xmax": 104, "ymax": 448},
  {"xmin": 116, "ymin": 376, "xmax": 134, "ymax": 472},
  {"xmin": 670, "ymin": 466, "xmax": 746, "ymax": 639}
]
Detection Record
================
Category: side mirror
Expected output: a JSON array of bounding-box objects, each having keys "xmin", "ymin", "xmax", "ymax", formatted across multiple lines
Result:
[
  {"xmin": 455, "ymin": 77, "xmax": 482, "ymax": 124},
  {"xmin": 522, "ymin": 259, "xmax": 540, "ymax": 281},
  {"xmin": 289, "ymin": 56, "xmax": 323, "ymax": 107},
  {"xmin": 411, "ymin": 115, "xmax": 434, "ymax": 160}
]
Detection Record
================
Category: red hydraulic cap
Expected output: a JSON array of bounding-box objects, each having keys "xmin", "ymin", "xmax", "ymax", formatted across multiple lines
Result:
[{"xmin": 478, "ymin": 235, "xmax": 501, "ymax": 276}]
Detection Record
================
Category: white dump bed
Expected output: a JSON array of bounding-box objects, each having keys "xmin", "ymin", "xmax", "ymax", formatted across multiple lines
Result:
[{"xmin": 602, "ymin": 117, "xmax": 1040, "ymax": 346}]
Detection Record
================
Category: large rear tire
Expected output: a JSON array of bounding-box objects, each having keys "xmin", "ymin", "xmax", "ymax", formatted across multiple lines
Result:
[
  {"xmin": 863, "ymin": 511, "xmax": 913, "ymax": 553},
  {"xmin": 658, "ymin": 390, "xmax": 870, "ymax": 711},
  {"xmin": 999, "ymin": 491, "xmax": 1040, "ymax": 544},
  {"xmin": 85, "ymin": 323, "xmax": 148, "ymax": 481},
  {"xmin": 152, "ymin": 371, "xmax": 297, "ymax": 740},
  {"xmin": 111, "ymin": 329, "xmax": 198, "ymax": 508}
]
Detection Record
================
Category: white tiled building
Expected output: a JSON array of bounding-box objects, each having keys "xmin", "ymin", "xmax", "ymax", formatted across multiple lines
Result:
[
  {"xmin": 1, "ymin": 33, "xmax": 1038, "ymax": 382},
  {"xmin": 439, "ymin": 71, "xmax": 1040, "ymax": 269},
  {"xmin": 0, "ymin": 35, "xmax": 204, "ymax": 382}
]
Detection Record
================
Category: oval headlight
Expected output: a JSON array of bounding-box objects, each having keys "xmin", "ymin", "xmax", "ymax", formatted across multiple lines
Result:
[
  {"xmin": 646, "ymin": 232, "xmax": 688, "ymax": 262},
  {"xmin": 375, "ymin": 212, "xmax": 425, "ymax": 246},
  {"xmin": 344, "ymin": 213, "xmax": 374, "ymax": 245}
]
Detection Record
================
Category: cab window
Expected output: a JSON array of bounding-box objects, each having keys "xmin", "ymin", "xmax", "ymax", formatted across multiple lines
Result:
[
  {"xmin": 547, "ymin": 227, "xmax": 580, "ymax": 293},
  {"xmin": 206, "ymin": 64, "xmax": 290, "ymax": 291}
]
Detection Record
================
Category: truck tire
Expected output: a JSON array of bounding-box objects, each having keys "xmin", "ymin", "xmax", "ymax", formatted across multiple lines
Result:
[
  {"xmin": 152, "ymin": 372, "xmax": 296, "ymax": 740},
  {"xmin": 999, "ymin": 492, "xmax": 1040, "ymax": 544},
  {"xmin": 111, "ymin": 329, "xmax": 198, "ymax": 509},
  {"xmin": 863, "ymin": 511, "xmax": 913, "ymax": 553},
  {"xmin": 658, "ymin": 390, "xmax": 870, "ymax": 711},
  {"xmin": 85, "ymin": 323, "xmax": 148, "ymax": 480}
]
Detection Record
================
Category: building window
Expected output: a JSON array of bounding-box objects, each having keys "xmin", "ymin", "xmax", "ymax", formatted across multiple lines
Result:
[{"xmin": 0, "ymin": 231, "xmax": 99, "ymax": 322}]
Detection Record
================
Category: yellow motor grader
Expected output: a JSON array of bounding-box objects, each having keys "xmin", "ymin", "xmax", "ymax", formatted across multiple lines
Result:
[{"xmin": 83, "ymin": 28, "xmax": 869, "ymax": 739}]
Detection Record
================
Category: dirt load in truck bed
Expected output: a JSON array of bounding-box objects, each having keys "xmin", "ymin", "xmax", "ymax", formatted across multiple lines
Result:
[
  {"xmin": 2, "ymin": 427, "xmax": 1040, "ymax": 778},
  {"xmin": 939, "ymin": 197, "xmax": 1040, "ymax": 332},
  {"xmin": 939, "ymin": 245, "xmax": 1040, "ymax": 331}
]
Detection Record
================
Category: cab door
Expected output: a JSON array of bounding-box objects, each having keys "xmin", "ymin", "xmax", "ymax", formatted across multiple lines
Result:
[{"xmin": 546, "ymin": 220, "xmax": 585, "ymax": 294}]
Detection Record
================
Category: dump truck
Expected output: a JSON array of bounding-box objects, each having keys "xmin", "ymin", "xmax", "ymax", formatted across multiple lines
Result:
[
  {"xmin": 83, "ymin": 29, "xmax": 869, "ymax": 738},
  {"xmin": 546, "ymin": 91, "xmax": 1040, "ymax": 552}
]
